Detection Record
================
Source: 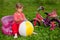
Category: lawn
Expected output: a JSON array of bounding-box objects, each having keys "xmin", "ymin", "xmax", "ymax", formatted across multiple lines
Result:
[{"xmin": 0, "ymin": 0, "xmax": 60, "ymax": 40}]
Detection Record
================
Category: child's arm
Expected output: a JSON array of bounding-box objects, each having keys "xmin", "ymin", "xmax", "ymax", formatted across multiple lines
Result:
[
  {"xmin": 15, "ymin": 18, "xmax": 22, "ymax": 22},
  {"xmin": 22, "ymin": 13, "xmax": 27, "ymax": 20}
]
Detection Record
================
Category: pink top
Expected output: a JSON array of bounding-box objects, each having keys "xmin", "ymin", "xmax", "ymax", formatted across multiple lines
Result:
[{"xmin": 14, "ymin": 12, "xmax": 26, "ymax": 22}]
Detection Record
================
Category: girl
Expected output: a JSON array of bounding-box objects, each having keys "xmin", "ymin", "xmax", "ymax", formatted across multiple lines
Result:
[{"xmin": 12, "ymin": 3, "xmax": 26, "ymax": 38}]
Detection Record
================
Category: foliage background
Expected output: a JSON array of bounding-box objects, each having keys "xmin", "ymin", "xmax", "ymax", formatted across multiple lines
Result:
[{"xmin": 0, "ymin": 0, "xmax": 60, "ymax": 40}]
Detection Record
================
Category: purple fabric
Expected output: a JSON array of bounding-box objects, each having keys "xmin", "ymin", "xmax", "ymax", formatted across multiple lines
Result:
[
  {"xmin": 1, "ymin": 15, "xmax": 14, "ymax": 35},
  {"xmin": 2, "ymin": 26, "xmax": 12, "ymax": 35},
  {"xmin": 1, "ymin": 15, "xmax": 14, "ymax": 28}
]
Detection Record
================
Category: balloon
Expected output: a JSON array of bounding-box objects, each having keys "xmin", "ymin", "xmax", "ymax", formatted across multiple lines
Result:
[{"xmin": 19, "ymin": 21, "xmax": 34, "ymax": 36}]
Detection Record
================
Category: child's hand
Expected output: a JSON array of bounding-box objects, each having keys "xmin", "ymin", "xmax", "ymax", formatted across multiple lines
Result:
[
  {"xmin": 25, "ymin": 19, "xmax": 27, "ymax": 21},
  {"xmin": 15, "ymin": 18, "xmax": 23, "ymax": 22}
]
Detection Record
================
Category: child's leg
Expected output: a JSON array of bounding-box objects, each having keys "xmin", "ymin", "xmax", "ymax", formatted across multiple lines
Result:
[
  {"xmin": 14, "ymin": 33, "xmax": 18, "ymax": 38},
  {"xmin": 12, "ymin": 22, "xmax": 18, "ymax": 38}
]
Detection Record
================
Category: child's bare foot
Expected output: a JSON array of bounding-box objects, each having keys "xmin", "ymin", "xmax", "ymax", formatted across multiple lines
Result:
[{"xmin": 14, "ymin": 33, "xmax": 18, "ymax": 38}]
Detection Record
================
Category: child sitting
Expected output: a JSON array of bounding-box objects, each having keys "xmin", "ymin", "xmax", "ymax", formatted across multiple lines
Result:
[{"xmin": 12, "ymin": 3, "xmax": 26, "ymax": 38}]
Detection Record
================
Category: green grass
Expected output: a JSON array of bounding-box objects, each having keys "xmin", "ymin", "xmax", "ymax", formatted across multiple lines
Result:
[{"xmin": 0, "ymin": 0, "xmax": 60, "ymax": 40}]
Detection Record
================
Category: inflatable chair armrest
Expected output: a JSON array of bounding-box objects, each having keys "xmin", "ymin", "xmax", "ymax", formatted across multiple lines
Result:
[{"xmin": 1, "ymin": 15, "xmax": 14, "ymax": 27}]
